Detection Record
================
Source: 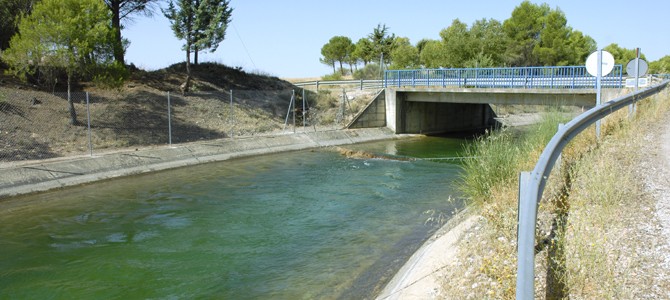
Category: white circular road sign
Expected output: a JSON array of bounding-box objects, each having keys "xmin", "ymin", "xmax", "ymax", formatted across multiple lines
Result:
[
  {"xmin": 626, "ymin": 58, "xmax": 648, "ymax": 77},
  {"xmin": 585, "ymin": 50, "xmax": 615, "ymax": 76}
]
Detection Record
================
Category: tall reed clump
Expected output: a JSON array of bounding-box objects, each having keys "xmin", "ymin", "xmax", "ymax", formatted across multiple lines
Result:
[{"xmin": 460, "ymin": 111, "xmax": 571, "ymax": 205}]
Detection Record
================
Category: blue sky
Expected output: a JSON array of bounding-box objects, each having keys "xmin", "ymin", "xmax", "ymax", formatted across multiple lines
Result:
[{"xmin": 123, "ymin": 0, "xmax": 670, "ymax": 78}]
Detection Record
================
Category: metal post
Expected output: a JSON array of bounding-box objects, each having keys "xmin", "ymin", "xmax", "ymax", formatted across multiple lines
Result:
[
  {"xmin": 292, "ymin": 90, "xmax": 296, "ymax": 133},
  {"xmin": 595, "ymin": 50, "xmax": 602, "ymax": 139},
  {"xmin": 340, "ymin": 88, "xmax": 346, "ymax": 123},
  {"xmin": 360, "ymin": 78, "xmax": 363, "ymax": 90},
  {"xmin": 631, "ymin": 48, "xmax": 640, "ymax": 116},
  {"xmin": 167, "ymin": 91, "xmax": 172, "ymax": 145},
  {"xmin": 397, "ymin": 70, "xmax": 401, "ymax": 88},
  {"xmin": 283, "ymin": 91, "xmax": 294, "ymax": 131},
  {"xmin": 86, "ymin": 92, "xmax": 92, "ymax": 156},
  {"xmin": 516, "ymin": 171, "xmax": 539, "ymax": 300},
  {"xmin": 302, "ymin": 89, "xmax": 306, "ymax": 129},
  {"xmin": 230, "ymin": 89, "xmax": 234, "ymax": 138},
  {"xmin": 442, "ymin": 70, "xmax": 446, "ymax": 87}
]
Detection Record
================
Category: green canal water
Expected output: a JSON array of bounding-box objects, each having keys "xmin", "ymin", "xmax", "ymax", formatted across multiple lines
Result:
[{"xmin": 0, "ymin": 136, "xmax": 468, "ymax": 299}]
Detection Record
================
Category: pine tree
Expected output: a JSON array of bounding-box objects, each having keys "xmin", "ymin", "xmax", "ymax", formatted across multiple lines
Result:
[{"xmin": 163, "ymin": 0, "xmax": 232, "ymax": 92}]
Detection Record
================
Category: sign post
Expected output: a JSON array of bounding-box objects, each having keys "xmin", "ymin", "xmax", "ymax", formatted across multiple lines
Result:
[
  {"xmin": 626, "ymin": 48, "xmax": 649, "ymax": 116},
  {"xmin": 585, "ymin": 50, "xmax": 615, "ymax": 139}
]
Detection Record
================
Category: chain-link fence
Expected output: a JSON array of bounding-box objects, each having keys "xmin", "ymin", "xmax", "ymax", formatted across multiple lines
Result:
[{"xmin": 0, "ymin": 86, "xmax": 379, "ymax": 163}]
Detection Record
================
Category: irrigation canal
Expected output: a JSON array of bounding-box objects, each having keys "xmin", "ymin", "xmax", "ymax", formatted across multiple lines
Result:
[{"xmin": 0, "ymin": 135, "xmax": 469, "ymax": 299}]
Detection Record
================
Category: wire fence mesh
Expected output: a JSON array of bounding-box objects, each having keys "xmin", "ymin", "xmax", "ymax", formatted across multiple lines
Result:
[{"xmin": 0, "ymin": 86, "xmax": 380, "ymax": 163}]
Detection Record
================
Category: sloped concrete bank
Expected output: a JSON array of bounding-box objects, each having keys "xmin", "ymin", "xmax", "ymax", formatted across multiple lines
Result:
[{"xmin": 0, "ymin": 128, "xmax": 397, "ymax": 199}]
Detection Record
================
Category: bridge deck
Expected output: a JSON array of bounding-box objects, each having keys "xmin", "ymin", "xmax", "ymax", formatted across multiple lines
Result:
[{"xmin": 390, "ymin": 87, "xmax": 604, "ymax": 107}]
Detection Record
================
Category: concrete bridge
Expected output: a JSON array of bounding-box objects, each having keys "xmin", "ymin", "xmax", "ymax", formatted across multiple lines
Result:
[{"xmin": 348, "ymin": 66, "xmax": 625, "ymax": 134}]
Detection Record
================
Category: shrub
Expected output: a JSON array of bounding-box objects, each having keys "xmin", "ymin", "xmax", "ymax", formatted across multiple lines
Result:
[
  {"xmin": 353, "ymin": 63, "xmax": 383, "ymax": 80},
  {"xmin": 321, "ymin": 72, "xmax": 343, "ymax": 81},
  {"xmin": 92, "ymin": 62, "xmax": 129, "ymax": 90}
]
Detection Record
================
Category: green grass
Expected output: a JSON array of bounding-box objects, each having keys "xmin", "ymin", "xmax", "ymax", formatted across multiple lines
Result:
[{"xmin": 459, "ymin": 110, "xmax": 571, "ymax": 203}]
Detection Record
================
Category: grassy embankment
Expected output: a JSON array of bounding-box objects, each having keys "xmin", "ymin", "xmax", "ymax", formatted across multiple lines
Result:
[{"xmin": 444, "ymin": 88, "xmax": 670, "ymax": 298}]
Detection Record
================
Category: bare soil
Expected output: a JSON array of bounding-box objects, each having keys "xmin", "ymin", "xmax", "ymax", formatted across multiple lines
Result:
[{"xmin": 0, "ymin": 63, "xmax": 372, "ymax": 163}]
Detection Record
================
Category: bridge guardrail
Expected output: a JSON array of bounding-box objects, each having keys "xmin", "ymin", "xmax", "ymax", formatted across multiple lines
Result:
[
  {"xmin": 515, "ymin": 79, "xmax": 669, "ymax": 299},
  {"xmin": 293, "ymin": 79, "xmax": 384, "ymax": 90},
  {"xmin": 384, "ymin": 65, "xmax": 625, "ymax": 89}
]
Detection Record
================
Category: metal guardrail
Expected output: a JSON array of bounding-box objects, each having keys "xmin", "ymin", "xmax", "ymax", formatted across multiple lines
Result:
[
  {"xmin": 515, "ymin": 79, "xmax": 669, "ymax": 299},
  {"xmin": 293, "ymin": 79, "xmax": 384, "ymax": 90},
  {"xmin": 384, "ymin": 65, "xmax": 625, "ymax": 89}
]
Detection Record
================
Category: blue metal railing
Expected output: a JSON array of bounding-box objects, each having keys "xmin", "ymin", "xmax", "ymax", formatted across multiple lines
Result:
[{"xmin": 384, "ymin": 65, "xmax": 624, "ymax": 89}]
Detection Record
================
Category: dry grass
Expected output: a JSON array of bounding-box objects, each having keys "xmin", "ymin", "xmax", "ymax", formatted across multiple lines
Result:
[{"xmin": 562, "ymin": 90, "xmax": 670, "ymax": 299}]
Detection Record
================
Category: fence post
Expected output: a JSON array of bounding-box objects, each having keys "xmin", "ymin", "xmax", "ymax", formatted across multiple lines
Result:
[
  {"xmin": 292, "ymin": 89, "xmax": 296, "ymax": 133},
  {"xmin": 167, "ymin": 91, "xmax": 172, "ymax": 145},
  {"xmin": 230, "ymin": 89, "xmax": 234, "ymax": 138},
  {"xmin": 302, "ymin": 89, "xmax": 306, "ymax": 129},
  {"xmin": 86, "ymin": 92, "xmax": 93, "ymax": 156}
]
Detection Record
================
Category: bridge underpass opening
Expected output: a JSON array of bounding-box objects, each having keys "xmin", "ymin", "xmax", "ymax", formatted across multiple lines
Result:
[
  {"xmin": 398, "ymin": 101, "xmax": 498, "ymax": 134},
  {"xmin": 387, "ymin": 90, "xmax": 502, "ymax": 134}
]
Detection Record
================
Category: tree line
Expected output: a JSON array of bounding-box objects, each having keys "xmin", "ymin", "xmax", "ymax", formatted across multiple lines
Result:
[
  {"xmin": 321, "ymin": 1, "xmax": 670, "ymax": 79},
  {"xmin": 0, "ymin": 0, "xmax": 232, "ymax": 124}
]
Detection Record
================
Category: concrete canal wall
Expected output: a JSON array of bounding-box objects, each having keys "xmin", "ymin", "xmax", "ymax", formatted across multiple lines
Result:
[{"xmin": 0, "ymin": 128, "xmax": 398, "ymax": 199}]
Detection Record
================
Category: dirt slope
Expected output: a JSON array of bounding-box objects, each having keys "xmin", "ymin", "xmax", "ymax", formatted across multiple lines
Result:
[{"xmin": 0, "ymin": 63, "xmax": 314, "ymax": 162}]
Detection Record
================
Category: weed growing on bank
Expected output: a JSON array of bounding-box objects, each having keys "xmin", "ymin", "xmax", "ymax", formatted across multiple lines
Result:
[{"xmin": 460, "ymin": 111, "xmax": 571, "ymax": 205}]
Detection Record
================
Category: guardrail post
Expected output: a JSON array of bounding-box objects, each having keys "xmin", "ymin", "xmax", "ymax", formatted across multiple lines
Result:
[{"xmin": 516, "ymin": 171, "xmax": 539, "ymax": 300}]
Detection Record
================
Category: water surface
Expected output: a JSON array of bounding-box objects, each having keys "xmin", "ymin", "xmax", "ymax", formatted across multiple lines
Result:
[{"xmin": 0, "ymin": 136, "xmax": 467, "ymax": 299}]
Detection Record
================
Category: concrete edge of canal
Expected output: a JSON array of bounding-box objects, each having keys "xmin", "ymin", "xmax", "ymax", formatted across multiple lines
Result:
[{"xmin": 0, "ymin": 128, "xmax": 400, "ymax": 200}]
